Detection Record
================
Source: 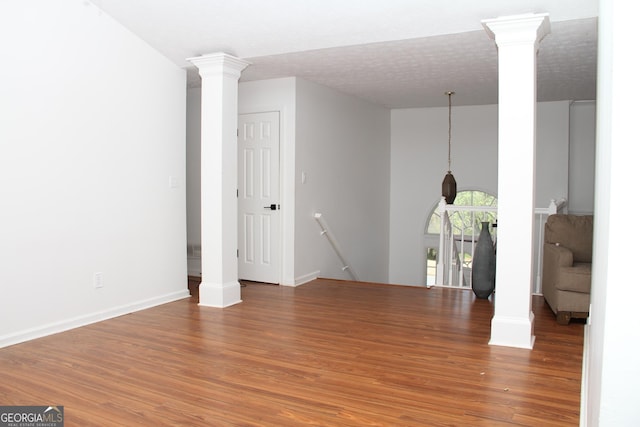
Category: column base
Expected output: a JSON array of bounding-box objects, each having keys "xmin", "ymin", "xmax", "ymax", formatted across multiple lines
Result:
[
  {"xmin": 198, "ymin": 281, "xmax": 242, "ymax": 308},
  {"xmin": 489, "ymin": 311, "xmax": 536, "ymax": 349}
]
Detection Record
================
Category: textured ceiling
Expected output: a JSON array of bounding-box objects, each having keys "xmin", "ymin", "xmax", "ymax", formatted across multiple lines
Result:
[
  {"xmin": 90, "ymin": 0, "xmax": 598, "ymax": 108},
  {"xmin": 241, "ymin": 18, "xmax": 597, "ymax": 108}
]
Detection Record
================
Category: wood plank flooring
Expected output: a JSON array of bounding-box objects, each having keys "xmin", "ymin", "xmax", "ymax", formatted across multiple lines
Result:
[{"xmin": 0, "ymin": 279, "xmax": 584, "ymax": 426}]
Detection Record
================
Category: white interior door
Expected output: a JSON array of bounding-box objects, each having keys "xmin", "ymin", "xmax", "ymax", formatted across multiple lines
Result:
[{"xmin": 238, "ymin": 112, "xmax": 280, "ymax": 283}]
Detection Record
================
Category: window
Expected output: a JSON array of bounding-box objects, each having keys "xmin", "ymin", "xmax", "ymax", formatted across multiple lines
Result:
[{"xmin": 424, "ymin": 190, "xmax": 497, "ymax": 286}]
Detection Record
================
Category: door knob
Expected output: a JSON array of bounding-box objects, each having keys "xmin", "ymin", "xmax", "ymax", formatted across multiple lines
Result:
[{"xmin": 264, "ymin": 204, "xmax": 277, "ymax": 210}]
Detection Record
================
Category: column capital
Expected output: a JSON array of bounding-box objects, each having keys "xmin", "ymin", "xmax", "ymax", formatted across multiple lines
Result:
[
  {"xmin": 482, "ymin": 13, "xmax": 550, "ymax": 48},
  {"xmin": 187, "ymin": 52, "xmax": 251, "ymax": 80}
]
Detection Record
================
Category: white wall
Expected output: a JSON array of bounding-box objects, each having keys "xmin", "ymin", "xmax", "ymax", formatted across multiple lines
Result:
[
  {"xmin": 0, "ymin": 0, "xmax": 188, "ymax": 347},
  {"xmin": 189, "ymin": 77, "xmax": 390, "ymax": 285},
  {"xmin": 186, "ymin": 88, "xmax": 202, "ymax": 247},
  {"xmin": 585, "ymin": 0, "xmax": 640, "ymax": 424},
  {"xmin": 238, "ymin": 77, "xmax": 297, "ymax": 285},
  {"xmin": 294, "ymin": 79, "xmax": 391, "ymax": 283},
  {"xmin": 389, "ymin": 101, "xmax": 590, "ymax": 286},
  {"xmin": 188, "ymin": 77, "xmax": 299, "ymax": 284},
  {"xmin": 536, "ymin": 101, "xmax": 571, "ymax": 207},
  {"xmin": 186, "ymin": 87, "xmax": 202, "ymax": 276},
  {"xmin": 193, "ymin": 83, "xmax": 595, "ymax": 290},
  {"xmin": 569, "ymin": 101, "xmax": 596, "ymax": 214},
  {"xmin": 390, "ymin": 104, "xmax": 498, "ymax": 286}
]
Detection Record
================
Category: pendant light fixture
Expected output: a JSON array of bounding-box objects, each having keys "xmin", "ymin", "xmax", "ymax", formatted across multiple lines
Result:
[{"xmin": 442, "ymin": 90, "xmax": 457, "ymax": 204}]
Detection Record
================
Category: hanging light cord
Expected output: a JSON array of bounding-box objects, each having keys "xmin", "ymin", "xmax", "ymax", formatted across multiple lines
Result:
[{"xmin": 447, "ymin": 91, "xmax": 453, "ymax": 173}]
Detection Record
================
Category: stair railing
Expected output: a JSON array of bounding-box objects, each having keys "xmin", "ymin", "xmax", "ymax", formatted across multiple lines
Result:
[
  {"xmin": 436, "ymin": 197, "xmax": 495, "ymax": 288},
  {"xmin": 436, "ymin": 199, "xmax": 467, "ymax": 288},
  {"xmin": 436, "ymin": 197, "xmax": 567, "ymax": 294},
  {"xmin": 314, "ymin": 213, "xmax": 360, "ymax": 281}
]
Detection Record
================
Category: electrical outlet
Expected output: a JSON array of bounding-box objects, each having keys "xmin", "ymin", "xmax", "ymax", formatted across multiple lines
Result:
[{"xmin": 94, "ymin": 272, "xmax": 104, "ymax": 289}]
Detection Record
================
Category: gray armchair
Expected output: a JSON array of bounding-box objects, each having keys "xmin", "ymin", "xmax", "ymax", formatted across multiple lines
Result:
[{"xmin": 542, "ymin": 214, "xmax": 593, "ymax": 324}]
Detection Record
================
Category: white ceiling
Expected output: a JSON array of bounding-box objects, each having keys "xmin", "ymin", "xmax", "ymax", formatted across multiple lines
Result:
[{"xmin": 90, "ymin": 0, "xmax": 598, "ymax": 108}]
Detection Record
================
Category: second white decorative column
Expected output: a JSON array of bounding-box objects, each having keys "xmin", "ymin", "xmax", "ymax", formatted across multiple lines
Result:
[
  {"xmin": 482, "ymin": 14, "xmax": 550, "ymax": 348},
  {"xmin": 188, "ymin": 53, "xmax": 250, "ymax": 307}
]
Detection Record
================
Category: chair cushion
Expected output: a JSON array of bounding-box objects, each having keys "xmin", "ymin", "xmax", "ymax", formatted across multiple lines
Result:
[
  {"xmin": 556, "ymin": 263, "xmax": 591, "ymax": 293},
  {"xmin": 545, "ymin": 214, "xmax": 593, "ymax": 263}
]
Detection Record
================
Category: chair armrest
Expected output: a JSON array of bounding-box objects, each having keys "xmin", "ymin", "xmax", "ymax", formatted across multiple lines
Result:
[
  {"xmin": 544, "ymin": 243, "xmax": 574, "ymax": 268},
  {"xmin": 542, "ymin": 243, "xmax": 574, "ymax": 298}
]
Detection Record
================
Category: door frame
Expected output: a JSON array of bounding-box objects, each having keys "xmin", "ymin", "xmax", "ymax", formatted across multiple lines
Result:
[
  {"xmin": 237, "ymin": 107, "xmax": 291, "ymax": 285},
  {"xmin": 238, "ymin": 111, "xmax": 281, "ymax": 284}
]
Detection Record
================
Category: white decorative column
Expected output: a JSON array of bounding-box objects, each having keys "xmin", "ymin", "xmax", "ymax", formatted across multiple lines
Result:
[
  {"xmin": 188, "ymin": 53, "xmax": 250, "ymax": 307},
  {"xmin": 482, "ymin": 14, "xmax": 550, "ymax": 349}
]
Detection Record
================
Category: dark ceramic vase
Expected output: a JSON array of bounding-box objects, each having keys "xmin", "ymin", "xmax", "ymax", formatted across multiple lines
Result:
[{"xmin": 472, "ymin": 222, "xmax": 496, "ymax": 299}]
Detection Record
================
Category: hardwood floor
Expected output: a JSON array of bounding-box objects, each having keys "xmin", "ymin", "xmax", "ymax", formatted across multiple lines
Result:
[{"xmin": 0, "ymin": 279, "xmax": 584, "ymax": 426}]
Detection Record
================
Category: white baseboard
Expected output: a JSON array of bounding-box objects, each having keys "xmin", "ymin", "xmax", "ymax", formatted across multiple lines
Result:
[
  {"xmin": 580, "ymin": 317, "xmax": 591, "ymax": 427},
  {"xmin": 283, "ymin": 270, "xmax": 320, "ymax": 287},
  {"xmin": 489, "ymin": 312, "xmax": 536, "ymax": 349},
  {"xmin": 198, "ymin": 280, "xmax": 242, "ymax": 307},
  {"xmin": 0, "ymin": 289, "xmax": 191, "ymax": 349}
]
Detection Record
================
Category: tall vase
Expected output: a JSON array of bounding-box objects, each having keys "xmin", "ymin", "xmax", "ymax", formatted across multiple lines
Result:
[{"xmin": 472, "ymin": 222, "xmax": 496, "ymax": 299}]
